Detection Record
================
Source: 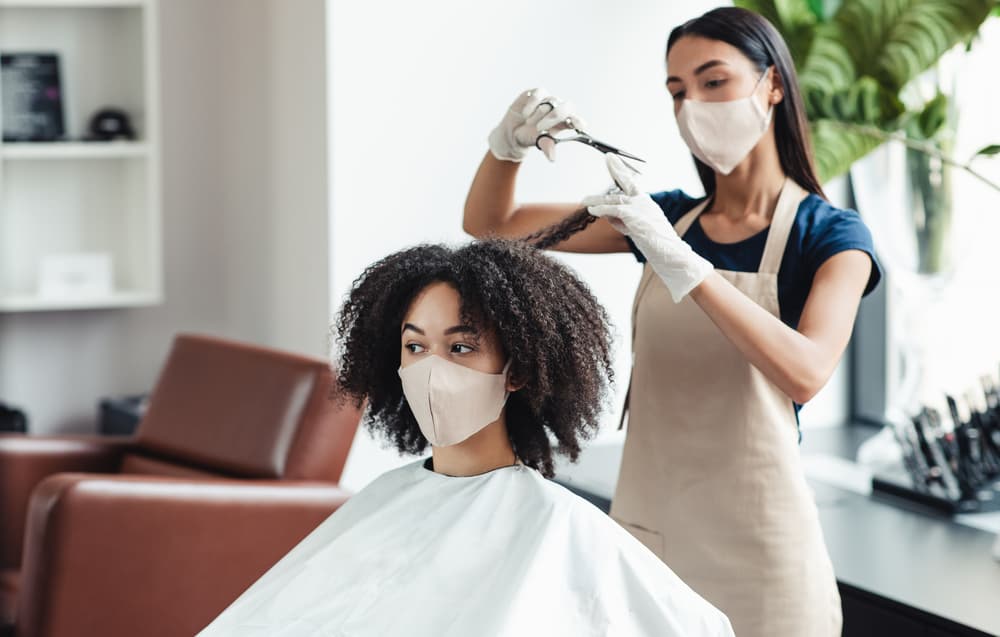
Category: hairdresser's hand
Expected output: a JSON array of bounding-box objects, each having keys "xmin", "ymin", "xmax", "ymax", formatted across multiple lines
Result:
[
  {"xmin": 488, "ymin": 88, "xmax": 586, "ymax": 162},
  {"xmin": 584, "ymin": 154, "xmax": 713, "ymax": 303}
]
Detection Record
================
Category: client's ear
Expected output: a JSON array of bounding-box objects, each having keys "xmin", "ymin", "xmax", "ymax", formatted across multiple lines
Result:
[{"xmin": 505, "ymin": 371, "xmax": 525, "ymax": 393}]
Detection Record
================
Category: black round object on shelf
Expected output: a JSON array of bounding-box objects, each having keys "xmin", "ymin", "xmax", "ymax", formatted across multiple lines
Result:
[{"xmin": 85, "ymin": 107, "xmax": 136, "ymax": 141}]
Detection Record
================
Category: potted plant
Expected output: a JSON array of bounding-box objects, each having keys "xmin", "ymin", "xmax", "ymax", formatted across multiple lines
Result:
[{"xmin": 736, "ymin": 0, "xmax": 1000, "ymax": 274}]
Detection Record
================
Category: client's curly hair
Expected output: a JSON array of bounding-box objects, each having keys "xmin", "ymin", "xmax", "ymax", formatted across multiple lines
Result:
[{"xmin": 332, "ymin": 239, "xmax": 614, "ymax": 478}]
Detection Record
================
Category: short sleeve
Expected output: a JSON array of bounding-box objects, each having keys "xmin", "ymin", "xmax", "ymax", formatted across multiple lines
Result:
[
  {"xmin": 801, "ymin": 205, "xmax": 882, "ymax": 296},
  {"xmin": 625, "ymin": 190, "xmax": 696, "ymax": 264}
]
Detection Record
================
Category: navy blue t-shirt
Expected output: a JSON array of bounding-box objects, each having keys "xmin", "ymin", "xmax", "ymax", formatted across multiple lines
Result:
[{"xmin": 626, "ymin": 189, "xmax": 882, "ymax": 329}]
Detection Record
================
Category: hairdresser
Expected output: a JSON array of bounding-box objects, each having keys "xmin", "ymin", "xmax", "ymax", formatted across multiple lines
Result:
[{"xmin": 462, "ymin": 7, "xmax": 881, "ymax": 637}]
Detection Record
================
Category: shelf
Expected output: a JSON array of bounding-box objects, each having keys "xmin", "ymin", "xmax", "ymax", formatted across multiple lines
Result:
[
  {"xmin": 0, "ymin": 142, "xmax": 149, "ymax": 160},
  {"xmin": 0, "ymin": 1, "xmax": 145, "ymax": 7},
  {"xmin": 0, "ymin": 0, "xmax": 161, "ymax": 314},
  {"xmin": 0, "ymin": 291, "xmax": 161, "ymax": 312}
]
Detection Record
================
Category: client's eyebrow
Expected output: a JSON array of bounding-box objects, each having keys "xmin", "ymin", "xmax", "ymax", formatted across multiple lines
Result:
[
  {"xmin": 401, "ymin": 323, "xmax": 477, "ymax": 336},
  {"xmin": 666, "ymin": 59, "xmax": 728, "ymax": 83},
  {"xmin": 402, "ymin": 323, "xmax": 424, "ymax": 335}
]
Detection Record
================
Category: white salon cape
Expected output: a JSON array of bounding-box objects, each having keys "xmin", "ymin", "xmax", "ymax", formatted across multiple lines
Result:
[{"xmin": 197, "ymin": 459, "xmax": 733, "ymax": 636}]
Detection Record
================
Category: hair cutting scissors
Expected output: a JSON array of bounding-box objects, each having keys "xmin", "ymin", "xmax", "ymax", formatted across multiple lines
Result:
[{"xmin": 533, "ymin": 102, "xmax": 646, "ymax": 174}]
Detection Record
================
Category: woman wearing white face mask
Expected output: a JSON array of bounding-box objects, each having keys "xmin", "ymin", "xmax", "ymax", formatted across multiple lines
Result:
[
  {"xmin": 197, "ymin": 240, "xmax": 734, "ymax": 636},
  {"xmin": 463, "ymin": 7, "xmax": 881, "ymax": 637}
]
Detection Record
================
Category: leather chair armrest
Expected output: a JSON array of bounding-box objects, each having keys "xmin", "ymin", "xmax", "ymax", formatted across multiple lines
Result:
[
  {"xmin": 0, "ymin": 435, "xmax": 131, "ymax": 571},
  {"xmin": 16, "ymin": 473, "xmax": 351, "ymax": 637}
]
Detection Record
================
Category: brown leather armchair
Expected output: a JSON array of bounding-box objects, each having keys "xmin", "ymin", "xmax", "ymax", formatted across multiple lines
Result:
[{"xmin": 0, "ymin": 334, "xmax": 362, "ymax": 637}]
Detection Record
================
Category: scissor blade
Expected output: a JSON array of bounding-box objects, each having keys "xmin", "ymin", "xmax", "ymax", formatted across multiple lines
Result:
[
  {"xmin": 616, "ymin": 157, "xmax": 642, "ymax": 175},
  {"xmin": 584, "ymin": 136, "xmax": 647, "ymax": 164}
]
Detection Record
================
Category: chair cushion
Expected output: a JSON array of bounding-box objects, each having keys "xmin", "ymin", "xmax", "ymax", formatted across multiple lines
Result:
[
  {"xmin": 119, "ymin": 454, "xmax": 225, "ymax": 479},
  {"xmin": 135, "ymin": 335, "xmax": 329, "ymax": 479}
]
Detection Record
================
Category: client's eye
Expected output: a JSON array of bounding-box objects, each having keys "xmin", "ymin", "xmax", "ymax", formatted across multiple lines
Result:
[
  {"xmin": 404, "ymin": 343, "xmax": 426, "ymax": 354},
  {"xmin": 451, "ymin": 343, "xmax": 474, "ymax": 354}
]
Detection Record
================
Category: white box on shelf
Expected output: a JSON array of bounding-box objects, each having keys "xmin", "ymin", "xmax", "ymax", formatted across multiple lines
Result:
[{"xmin": 37, "ymin": 252, "xmax": 113, "ymax": 299}]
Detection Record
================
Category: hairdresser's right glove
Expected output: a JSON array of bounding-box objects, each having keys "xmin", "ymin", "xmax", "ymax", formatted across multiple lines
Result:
[
  {"xmin": 488, "ymin": 88, "xmax": 586, "ymax": 162},
  {"xmin": 584, "ymin": 154, "xmax": 714, "ymax": 303}
]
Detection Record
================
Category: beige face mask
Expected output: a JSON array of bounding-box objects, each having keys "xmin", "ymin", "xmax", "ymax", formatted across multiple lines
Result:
[
  {"xmin": 675, "ymin": 68, "xmax": 774, "ymax": 175},
  {"xmin": 398, "ymin": 355, "xmax": 512, "ymax": 447}
]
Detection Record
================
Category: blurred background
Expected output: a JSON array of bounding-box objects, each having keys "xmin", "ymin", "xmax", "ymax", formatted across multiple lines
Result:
[{"xmin": 2, "ymin": 2, "xmax": 1000, "ymax": 633}]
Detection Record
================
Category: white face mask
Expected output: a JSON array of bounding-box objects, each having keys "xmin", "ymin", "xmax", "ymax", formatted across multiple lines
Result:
[
  {"xmin": 398, "ymin": 355, "xmax": 511, "ymax": 447},
  {"xmin": 676, "ymin": 68, "xmax": 774, "ymax": 175}
]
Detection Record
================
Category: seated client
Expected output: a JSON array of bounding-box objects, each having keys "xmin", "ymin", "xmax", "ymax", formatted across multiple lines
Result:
[{"xmin": 197, "ymin": 239, "xmax": 733, "ymax": 636}]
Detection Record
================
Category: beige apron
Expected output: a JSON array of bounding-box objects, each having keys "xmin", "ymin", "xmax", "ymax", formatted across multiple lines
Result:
[{"xmin": 611, "ymin": 177, "xmax": 842, "ymax": 637}]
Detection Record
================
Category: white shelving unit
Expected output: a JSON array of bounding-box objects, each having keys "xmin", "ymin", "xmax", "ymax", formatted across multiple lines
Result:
[
  {"xmin": 1, "ymin": 141, "xmax": 149, "ymax": 160},
  {"xmin": 0, "ymin": 0, "xmax": 161, "ymax": 312}
]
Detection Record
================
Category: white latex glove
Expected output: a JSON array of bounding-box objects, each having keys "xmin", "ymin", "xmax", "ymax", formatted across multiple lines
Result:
[
  {"xmin": 487, "ymin": 88, "xmax": 587, "ymax": 162},
  {"xmin": 584, "ymin": 153, "xmax": 714, "ymax": 303}
]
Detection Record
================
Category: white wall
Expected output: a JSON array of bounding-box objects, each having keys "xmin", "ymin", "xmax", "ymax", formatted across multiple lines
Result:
[
  {"xmin": 328, "ymin": 0, "xmax": 850, "ymax": 491},
  {"xmin": 0, "ymin": 0, "xmax": 329, "ymax": 434},
  {"xmin": 212, "ymin": 0, "xmax": 330, "ymax": 357}
]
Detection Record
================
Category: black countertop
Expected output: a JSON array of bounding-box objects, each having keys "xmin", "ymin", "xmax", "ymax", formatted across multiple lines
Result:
[{"xmin": 555, "ymin": 424, "xmax": 1000, "ymax": 636}]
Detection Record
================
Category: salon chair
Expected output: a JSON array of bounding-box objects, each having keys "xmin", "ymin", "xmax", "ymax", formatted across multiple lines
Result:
[{"xmin": 0, "ymin": 334, "xmax": 361, "ymax": 637}]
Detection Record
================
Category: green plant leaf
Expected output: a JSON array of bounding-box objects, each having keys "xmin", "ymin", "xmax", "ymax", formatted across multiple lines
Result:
[
  {"xmin": 811, "ymin": 119, "xmax": 885, "ymax": 182},
  {"xmin": 913, "ymin": 92, "xmax": 949, "ymax": 139},
  {"xmin": 816, "ymin": 0, "xmax": 844, "ymax": 19},
  {"xmin": 736, "ymin": 0, "xmax": 817, "ymax": 62},
  {"xmin": 799, "ymin": 22, "xmax": 857, "ymax": 91},
  {"xmin": 800, "ymin": 0, "xmax": 995, "ymax": 95},
  {"xmin": 803, "ymin": 77, "xmax": 905, "ymax": 124},
  {"xmin": 806, "ymin": 0, "xmax": 827, "ymax": 20},
  {"xmin": 869, "ymin": 1, "xmax": 992, "ymax": 92},
  {"xmin": 974, "ymin": 144, "xmax": 1000, "ymax": 158},
  {"xmin": 734, "ymin": 0, "xmax": 783, "ymax": 29},
  {"xmin": 775, "ymin": 0, "xmax": 820, "ymax": 49}
]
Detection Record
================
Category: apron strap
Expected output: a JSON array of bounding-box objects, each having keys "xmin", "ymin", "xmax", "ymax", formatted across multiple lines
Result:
[
  {"xmin": 618, "ymin": 380, "xmax": 630, "ymax": 430},
  {"xmin": 622, "ymin": 265, "xmax": 658, "ymax": 430},
  {"xmin": 673, "ymin": 198, "xmax": 712, "ymax": 237},
  {"xmin": 757, "ymin": 177, "xmax": 808, "ymax": 274}
]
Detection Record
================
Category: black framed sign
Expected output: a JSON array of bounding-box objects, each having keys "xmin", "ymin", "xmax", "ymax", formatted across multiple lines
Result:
[{"xmin": 1, "ymin": 52, "xmax": 65, "ymax": 142}]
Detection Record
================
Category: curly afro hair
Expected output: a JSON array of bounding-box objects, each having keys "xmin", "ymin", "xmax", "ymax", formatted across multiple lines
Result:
[{"xmin": 332, "ymin": 239, "xmax": 615, "ymax": 478}]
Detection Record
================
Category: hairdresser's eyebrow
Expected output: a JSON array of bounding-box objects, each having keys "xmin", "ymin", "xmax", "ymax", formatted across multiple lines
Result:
[{"xmin": 666, "ymin": 59, "xmax": 728, "ymax": 84}]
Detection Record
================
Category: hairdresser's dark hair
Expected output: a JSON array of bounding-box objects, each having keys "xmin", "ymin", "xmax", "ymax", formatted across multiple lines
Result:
[
  {"xmin": 525, "ymin": 6, "xmax": 825, "ymax": 250},
  {"xmin": 332, "ymin": 239, "xmax": 614, "ymax": 478},
  {"xmin": 668, "ymin": 6, "xmax": 825, "ymax": 199}
]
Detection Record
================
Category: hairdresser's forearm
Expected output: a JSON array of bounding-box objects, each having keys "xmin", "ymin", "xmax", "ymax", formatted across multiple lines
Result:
[
  {"xmin": 688, "ymin": 273, "xmax": 836, "ymax": 404},
  {"xmin": 463, "ymin": 152, "xmax": 521, "ymax": 237},
  {"xmin": 462, "ymin": 153, "xmax": 624, "ymax": 252}
]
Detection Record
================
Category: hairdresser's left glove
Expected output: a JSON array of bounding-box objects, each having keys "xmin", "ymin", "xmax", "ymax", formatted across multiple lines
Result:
[{"xmin": 584, "ymin": 154, "xmax": 713, "ymax": 303}]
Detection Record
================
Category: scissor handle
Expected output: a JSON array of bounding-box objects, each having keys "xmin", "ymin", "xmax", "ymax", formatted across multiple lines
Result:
[{"xmin": 534, "ymin": 132, "xmax": 557, "ymax": 152}]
